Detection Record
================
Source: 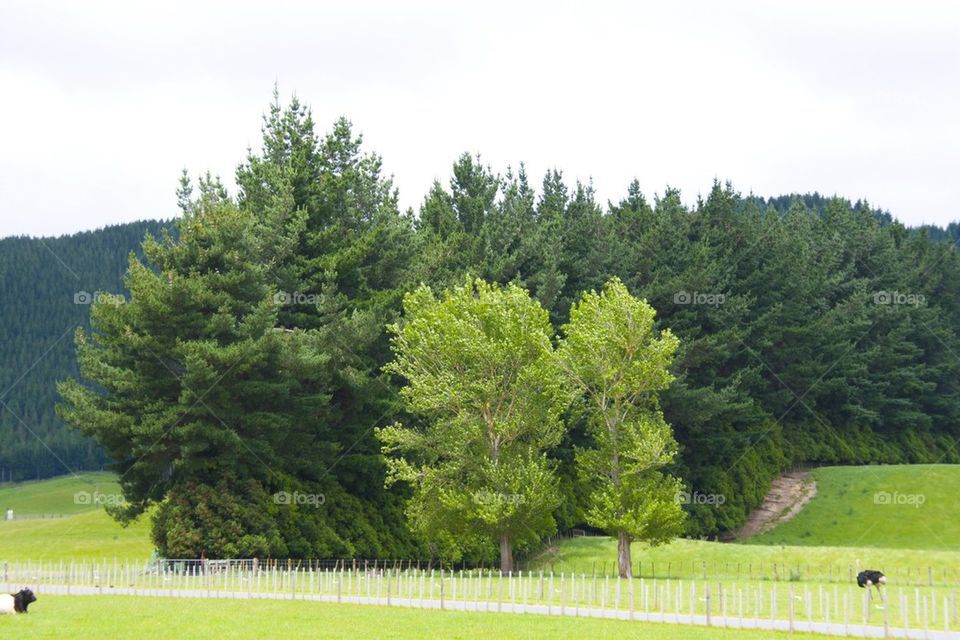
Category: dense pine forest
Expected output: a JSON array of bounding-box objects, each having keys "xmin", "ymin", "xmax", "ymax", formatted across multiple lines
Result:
[
  {"xmin": 5, "ymin": 98, "xmax": 960, "ymax": 557},
  {"xmin": 0, "ymin": 220, "xmax": 170, "ymax": 481}
]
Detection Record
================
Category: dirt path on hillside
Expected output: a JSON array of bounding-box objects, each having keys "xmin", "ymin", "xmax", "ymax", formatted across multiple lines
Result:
[
  {"xmin": 727, "ymin": 470, "xmax": 817, "ymax": 541},
  {"xmin": 525, "ymin": 471, "xmax": 816, "ymax": 558}
]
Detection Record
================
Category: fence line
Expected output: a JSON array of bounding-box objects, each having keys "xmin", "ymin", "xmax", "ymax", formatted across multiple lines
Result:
[
  {"xmin": 3, "ymin": 558, "xmax": 960, "ymax": 638},
  {"xmin": 522, "ymin": 558, "xmax": 960, "ymax": 587}
]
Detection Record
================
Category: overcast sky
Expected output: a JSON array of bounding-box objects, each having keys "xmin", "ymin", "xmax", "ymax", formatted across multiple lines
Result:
[{"xmin": 1, "ymin": 0, "xmax": 958, "ymax": 238}]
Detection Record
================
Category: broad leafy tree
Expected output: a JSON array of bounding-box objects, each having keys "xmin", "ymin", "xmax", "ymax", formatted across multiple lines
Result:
[
  {"xmin": 558, "ymin": 278, "xmax": 685, "ymax": 577},
  {"xmin": 378, "ymin": 279, "xmax": 566, "ymax": 571}
]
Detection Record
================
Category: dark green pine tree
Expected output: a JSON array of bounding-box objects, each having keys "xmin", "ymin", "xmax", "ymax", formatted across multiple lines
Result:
[
  {"xmin": 523, "ymin": 169, "xmax": 569, "ymax": 317},
  {"xmin": 58, "ymin": 180, "xmax": 332, "ymax": 557},
  {"xmin": 478, "ymin": 164, "xmax": 535, "ymax": 286},
  {"xmin": 235, "ymin": 96, "xmax": 422, "ymax": 558},
  {"xmin": 411, "ymin": 153, "xmax": 500, "ymax": 291}
]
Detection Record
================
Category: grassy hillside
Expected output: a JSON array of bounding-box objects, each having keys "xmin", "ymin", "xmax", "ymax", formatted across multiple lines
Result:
[
  {"xmin": 0, "ymin": 509, "xmax": 153, "ymax": 561},
  {"xmin": 0, "ymin": 473, "xmax": 153, "ymax": 560},
  {"xmin": 747, "ymin": 464, "xmax": 960, "ymax": 549},
  {"xmin": 0, "ymin": 472, "xmax": 121, "ymax": 515},
  {"xmin": 0, "ymin": 596, "xmax": 821, "ymax": 640},
  {"xmin": 4, "ymin": 465, "xmax": 958, "ymax": 565},
  {"xmin": 527, "ymin": 465, "xmax": 960, "ymax": 579}
]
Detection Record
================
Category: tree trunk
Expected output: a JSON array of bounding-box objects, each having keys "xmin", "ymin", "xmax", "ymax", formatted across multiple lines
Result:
[
  {"xmin": 617, "ymin": 529, "xmax": 632, "ymax": 579},
  {"xmin": 499, "ymin": 533, "xmax": 513, "ymax": 573}
]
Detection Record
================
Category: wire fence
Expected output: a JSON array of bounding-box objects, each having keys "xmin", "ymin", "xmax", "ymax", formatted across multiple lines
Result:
[
  {"xmin": 4, "ymin": 558, "xmax": 960, "ymax": 638},
  {"xmin": 1, "ymin": 513, "xmax": 68, "ymax": 521},
  {"xmin": 526, "ymin": 559, "xmax": 960, "ymax": 588}
]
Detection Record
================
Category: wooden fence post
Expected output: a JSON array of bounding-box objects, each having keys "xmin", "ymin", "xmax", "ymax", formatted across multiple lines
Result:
[
  {"xmin": 788, "ymin": 583, "xmax": 794, "ymax": 632},
  {"xmin": 945, "ymin": 595, "xmax": 950, "ymax": 633},
  {"xmin": 705, "ymin": 583, "xmax": 711, "ymax": 626},
  {"xmin": 843, "ymin": 591, "xmax": 849, "ymax": 635},
  {"xmin": 902, "ymin": 589, "xmax": 909, "ymax": 630},
  {"xmin": 882, "ymin": 589, "xmax": 889, "ymax": 637},
  {"xmin": 560, "ymin": 572, "xmax": 565, "ymax": 615}
]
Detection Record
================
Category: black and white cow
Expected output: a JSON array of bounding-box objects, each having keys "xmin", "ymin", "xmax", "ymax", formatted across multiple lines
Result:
[{"xmin": 0, "ymin": 588, "xmax": 37, "ymax": 614}]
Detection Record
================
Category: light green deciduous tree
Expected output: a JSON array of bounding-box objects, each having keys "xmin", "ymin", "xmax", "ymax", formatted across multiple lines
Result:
[
  {"xmin": 558, "ymin": 277, "xmax": 685, "ymax": 578},
  {"xmin": 378, "ymin": 278, "xmax": 566, "ymax": 571}
]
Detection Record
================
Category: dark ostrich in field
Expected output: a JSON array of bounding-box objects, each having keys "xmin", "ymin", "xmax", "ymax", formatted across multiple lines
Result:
[{"xmin": 856, "ymin": 570, "xmax": 886, "ymax": 600}]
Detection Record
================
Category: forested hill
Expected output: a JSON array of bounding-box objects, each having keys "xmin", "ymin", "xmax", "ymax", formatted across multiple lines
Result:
[
  {"xmin": 0, "ymin": 220, "xmax": 171, "ymax": 480},
  {"xmin": 751, "ymin": 192, "xmax": 960, "ymax": 243},
  {"xmin": 748, "ymin": 193, "xmax": 894, "ymax": 224}
]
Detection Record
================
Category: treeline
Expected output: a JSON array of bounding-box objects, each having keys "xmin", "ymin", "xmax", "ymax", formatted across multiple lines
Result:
[
  {"xmin": 0, "ymin": 220, "xmax": 170, "ymax": 481},
  {"xmin": 10, "ymin": 95, "xmax": 960, "ymax": 559},
  {"xmin": 410, "ymin": 166, "xmax": 960, "ymax": 538}
]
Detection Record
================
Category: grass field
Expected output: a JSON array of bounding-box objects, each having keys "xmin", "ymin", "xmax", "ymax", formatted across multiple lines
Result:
[
  {"xmin": 526, "ymin": 536, "xmax": 960, "ymax": 584},
  {"xmin": 527, "ymin": 465, "xmax": 960, "ymax": 580},
  {"xmin": 0, "ymin": 472, "xmax": 122, "ymax": 516},
  {"xmin": 4, "ymin": 465, "xmax": 960, "ymax": 577},
  {"xmin": 0, "ymin": 473, "xmax": 153, "ymax": 561},
  {"xmin": 747, "ymin": 465, "xmax": 959, "ymax": 550},
  {"xmin": 0, "ymin": 509, "xmax": 153, "ymax": 561},
  {"xmin": 0, "ymin": 595, "xmax": 824, "ymax": 639},
  {"xmin": 3, "ymin": 469, "xmax": 960, "ymax": 637}
]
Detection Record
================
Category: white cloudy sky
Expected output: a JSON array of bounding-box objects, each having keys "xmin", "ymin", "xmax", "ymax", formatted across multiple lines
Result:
[{"xmin": 1, "ymin": 0, "xmax": 958, "ymax": 237}]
